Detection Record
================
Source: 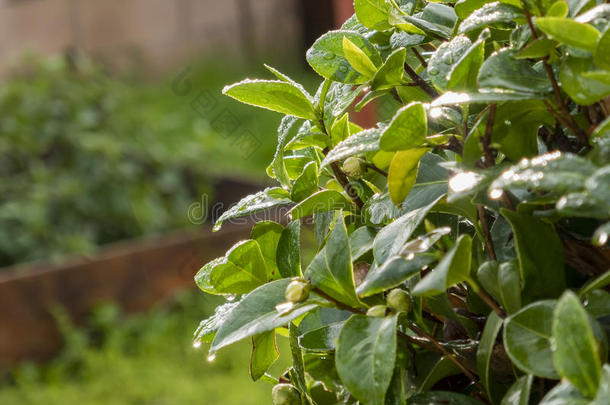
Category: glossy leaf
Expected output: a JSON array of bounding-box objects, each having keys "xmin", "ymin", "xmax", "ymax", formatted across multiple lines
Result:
[
  {"xmin": 268, "ymin": 116, "xmax": 300, "ymax": 188},
  {"xmin": 372, "ymin": 47, "xmax": 407, "ymax": 90},
  {"xmin": 305, "ymin": 214, "xmax": 360, "ymax": 307},
  {"xmin": 336, "ymin": 315, "xmax": 397, "ymax": 405},
  {"xmin": 477, "ymin": 260, "xmax": 522, "ymax": 314},
  {"xmin": 448, "ymin": 31, "xmax": 487, "ymax": 91},
  {"xmin": 277, "ymin": 220, "xmax": 302, "ymax": 278},
  {"xmin": 343, "ymin": 36, "xmax": 379, "ymax": 78},
  {"xmin": 477, "ymin": 312, "xmax": 504, "ymax": 401},
  {"xmin": 536, "ymin": 17, "xmax": 600, "ymax": 52},
  {"xmin": 552, "ymin": 291, "xmax": 602, "ymax": 397},
  {"xmin": 459, "ymin": 2, "xmax": 523, "ymax": 33},
  {"xmin": 503, "ymin": 300, "xmax": 558, "ymax": 378},
  {"xmin": 379, "ymin": 103, "xmax": 428, "ymax": 151},
  {"xmin": 358, "ymin": 254, "xmax": 437, "ymax": 297},
  {"xmin": 412, "ymin": 235, "xmax": 473, "ymax": 297},
  {"xmin": 210, "ymin": 279, "xmax": 318, "ymax": 353},
  {"xmin": 355, "ymin": 0, "xmax": 391, "ymax": 30},
  {"xmin": 250, "ymin": 331, "xmax": 279, "ymax": 381},
  {"xmin": 222, "ymin": 80, "xmax": 316, "ymax": 120},
  {"xmin": 251, "ymin": 221, "xmax": 283, "ymax": 279},
  {"xmin": 350, "ymin": 226, "xmax": 377, "ymax": 261},
  {"xmin": 193, "ymin": 302, "xmax": 239, "ymax": 345},
  {"xmin": 388, "ymin": 148, "xmax": 430, "ymax": 205},
  {"xmin": 321, "ymin": 128, "xmax": 381, "ymax": 168},
  {"xmin": 288, "ymin": 190, "xmax": 352, "ymax": 219},
  {"xmin": 478, "ymin": 49, "xmax": 550, "ymax": 94},
  {"xmin": 500, "ymin": 375, "xmax": 533, "ymax": 405},
  {"xmin": 291, "ymin": 162, "xmax": 319, "ymax": 202},
  {"xmin": 560, "ymin": 56, "xmax": 610, "ymax": 105},
  {"xmin": 298, "ymin": 322, "xmax": 344, "ymax": 352},
  {"xmin": 427, "ymin": 36, "xmax": 472, "ymax": 91}
]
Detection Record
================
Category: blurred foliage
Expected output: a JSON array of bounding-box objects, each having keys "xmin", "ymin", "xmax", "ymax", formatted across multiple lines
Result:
[{"xmin": 0, "ymin": 290, "xmax": 290, "ymax": 405}]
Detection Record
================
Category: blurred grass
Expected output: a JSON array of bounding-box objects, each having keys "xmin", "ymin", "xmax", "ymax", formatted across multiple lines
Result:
[{"xmin": 0, "ymin": 291, "xmax": 291, "ymax": 405}]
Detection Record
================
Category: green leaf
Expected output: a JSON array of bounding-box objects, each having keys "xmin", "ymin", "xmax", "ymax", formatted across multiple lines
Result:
[
  {"xmin": 358, "ymin": 254, "xmax": 437, "ymax": 297},
  {"xmin": 579, "ymin": 269, "xmax": 610, "ymax": 298},
  {"xmin": 193, "ymin": 302, "xmax": 239, "ymax": 345},
  {"xmin": 291, "ymin": 162, "xmax": 319, "ymax": 202},
  {"xmin": 477, "ymin": 260, "xmax": 522, "ymax": 314},
  {"xmin": 288, "ymin": 190, "xmax": 352, "ymax": 219},
  {"xmin": 373, "ymin": 195, "xmax": 443, "ymax": 264},
  {"xmin": 305, "ymin": 214, "xmax": 360, "ymax": 307},
  {"xmin": 350, "ymin": 226, "xmax": 377, "ymax": 261},
  {"xmin": 503, "ymin": 300, "xmax": 558, "ymax": 378},
  {"xmin": 427, "ymin": 36, "xmax": 472, "ymax": 91},
  {"xmin": 594, "ymin": 28, "xmax": 610, "ymax": 70},
  {"xmin": 409, "ymin": 391, "xmax": 486, "ymax": 404},
  {"xmin": 210, "ymin": 279, "xmax": 318, "ymax": 353},
  {"xmin": 418, "ymin": 356, "xmax": 462, "ymax": 392},
  {"xmin": 478, "ymin": 49, "xmax": 550, "ymax": 94},
  {"xmin": 372, "ymin": 48, "xmax": 407, "ymax": 90},
  {"xmin": 459, "ymin": 2, "xmax": 523, "ymax": 33},
  {"xmin": 252, "ymin": 221, "xmax": 283, "ymax": 279},
  {"xmin": 222, "ymin": 80, "xmax": 316, "ymax": 120},
  {"xmin": 388, "ymin": 148, "xmax": 430, "ymax": 205},
  {"xmin": 552, "ymin": 291, "xmax": 602, "ymax": 397},
  {"xmin": 355, "ymin": 0, "xmax": 391, "ymax": 30},
  {"xmin": 477, "ymin": 312, "xmax": 504, "ymax": 402},
  {"xmin": 535, "ymin": 17, "xmax": 600, "ymax": 53},
  {"xmin": 195, "ymin": 239, "xmax": 269, "ymax": 295},
  {"xmin": 500, "ymin": 375, "xmax": 533, "ymax": 405},
  {"xmin": 330, "ymin": 113, "xmax": 351, "ymax": 146},
  {"xmin": 379, "ymin": 102, "xmax": 428, "ymax": 151},
  {"xmin": 500, "ymin": 209, "xmax": 566, "ymax": 300},
  {"xmin": 307, "ymin": 30, "xmax": 382, "ymax": 84},
  {"xmin": 547, "ymin": 0, "xmax": 569, "ymax": 17},
  {"xmin": 539, "ymin": 381, "xmax": 590, "ymax": 405},
  {"xmin": 277, "ymin": 220, "xmax": 302, "ymax": 278},
  {"xmin": 594, "ymin": 365, "xmax": 610, "ymax": 404},
  {"xmin": 298, "ymin": 322, "xmax": 344, "ymax": 352},
  {"xmin": 432, "ymin": 91, "xmax": 545, "ymax": 106},
  {"xmin": 560, "ymin": 56, "xmax": 610, "ymax": 105},
  {"xmin": 336, "ymin": 315, "xmax": 397, "ymax": 405},
  {"xmin": 448, "ymin": 31, "xmax": 487, "ymax": 91},
  {"xmin": 321, "ymin": 128, "xmax": 381, "ymax": 168},
  {"xmin": 250, "ymin": 331, "xmax": 279, "ymax": 381},
  {"xmin": 516, "ymin": 38, "xmax": 558, "ymax": 59},
  {"xmin": 455, "ymin": 0, "xmax": 494, "ymax": 20},
  {"xmin": 343, "ymin": 36, "xmax": 379, "ymax": 78},
  {"xmin": 213, "ymin": 187, "xmax": 292, "ymax": 231},
  {"xmin": 412, "ymin": 235, "xmax": 473, "ymax": 297},
  {"xmin": 288, "ymin": 322, "xmax": 311, "ymax": 403},
  {"xmin": 268, "ymin": 116, "xmax": 299, "ymax": 188}
]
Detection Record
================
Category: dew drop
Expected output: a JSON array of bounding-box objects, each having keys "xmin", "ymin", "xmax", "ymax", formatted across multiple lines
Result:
[
  {"xmin": 276, "ymin": 302, "xmax": 294, "ymax": 314},
  {"xmin": 489, "ymin": 189, "xmax": 504, "ymax": 200},
  {"xmin": 324, "ymin": 52, "xmax": 335, "ymax": 60},
  {"xmin": 406, "ymin": 253, "xmax": 415, "ymax": 260},
  {"xmin": 339, "ymin": 65, "xmax": 349, "ymax": 73},
  {"xmin": 449, "ymin": 172, "xmax": 479, "ymax": 193},
  {"xmin": 428, "ymin": 68, "xmax": 439, "ymax": 76},
  {"xmin": 207, "ymin": 353, "xmax": 216, "ymax": 362},
  {"xmin": 225, "ymin": 294, "xmax": 236, "ymax": 302},
  {"xmin": 193, "ymin": 341, "xmax": 202, "ymax": 349},
  {"xmin": 596, "ymin": 232, "xmax": 608, "ymax": 246}
]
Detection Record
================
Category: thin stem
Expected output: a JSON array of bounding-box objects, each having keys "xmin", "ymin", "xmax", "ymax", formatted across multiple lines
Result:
[
  {"xmin": 467, "ymin": 281, "xmax": 506, "ymax": 318},
  {"xmin": 412, "ymin": 48, "xmax": 428, "ymax": 68},
  {"xmin": 477, "ymin": 205, "xmax": 496, "ymax": 261},
  {"xmin": 365, "ymin": 162, "xmax": 388, "ymax": 177},
  {"xmin": 330, "ymin": 161, "xmax": 365, "ymax": 209},
  {"xmin": 311, "ymin": 286, "xmax": 366, "ymax": 315},
  {"xmin": 404, "ymin": 62, "xmax": 439, "ymax": 99}
]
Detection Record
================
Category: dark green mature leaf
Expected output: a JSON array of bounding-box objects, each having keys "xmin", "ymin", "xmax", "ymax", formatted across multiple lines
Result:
[
  {"xmin": 459, "ymin": 2, "xmax": 523, "ymax": 33},
  {"xmin": 222, "ymin": 80, "xmax": 316, "ymax": 120},
  {"xmin": 291, "ymin": 162, "xmax": 319, "ymax": 202},
  {"xmin": 409, "ymin": 391, "xmax": 486, "ymax": 404},
  {"xmin": 289, "ymin": 190, "xmax": 352, "ymax": 219},
  {"xmin": 305, "ymin": 214, "xmax": 360, "ymax": 307},
  {"xmin": 503, "ymin": 300, "xmax": 558, "ymax": 378},
  {"xmin": 477, "ymin": 260, "xmax": 522, "ymax": 314},
  {"xmin": 418, "ymin": 356, "xmax": 462, "ymax": 392},
  {"xmin": 552, "ymin": 291, "xmax": 602, "ymax": 397},
  {"xmin": 336, "ymin": 315, "xmax": 398, "ymax": 405},
  {"xmin": 448, "ymin": 30, "xmax": 487, "ymax": 91},
  {"xmin": 594, "ymin": 28, "xmax": 610, "ymax": 70},
  {"xmin": 560, "ymin": 56, "xmax": 610, "ymax": 105},
  {"xmin": 195, "ymin": 239, "xmax": 269, "ymax": 295},
  {"xmin": 355, "ymin": 0, "xmax": 391, "ymax": 30},
  {"xmin": 210, "ymin": 279, "xmax": 318, "ymax": 353},
  {"xmin": 250, "ymin": 331, "xmax": 279, "ymax": 381},
  {"xmin": 374, "ymin": 195, "xmax": 443, "ymax": 264},
  {"xmin": 350, "ymin": 226, "xmax": 377, "ymax": 261},
  {"xmin": 412, "ymin": 234, "xmax": 473, "ymax": 296},
  {"xmin": 579, "ymin": 269, "xmax": 610, "ymax": 298},
  {"xmin": 501, "ymin": 374, "xmax": 533, "ymax": 405},
  {"xmin": 379, "ymin": 102, "xmax": 428, "ymax": 151},
  {"xmin": 268, "ymin": 116, "xmax": 299, "ymax": 188},
  {"xmin": 478, "ymin": 49, "xmax": 550, "ymax": 94},
  {"xmin": 214, "ymin": 187, "xmax": 292, "ymax": 231},
  {"xmin": 388, "ymin": 148, "xmax": 430, "ymax": 205},
  {"xmin": 194, "ymin": 301, "xmax": 239, "ymax": 345},
  {"xmin": 288, "ymin": 322, "xmax": 311, "ymax": 403},
  {"xmin": 358, "ymin": 254, "xmax": 437, "ymax": 297},
  {"xmin": 539, "ymin": 381, "xmax": 590, "ymax": 405},
  {"xmin": 477, "ymin": 312, "xmax": 504, "ymax": 401},
  {"xmin": 277, "ymin": 220, "xmax": 302, "ymax": 278},
  {"xmin": 321, "ymin": 128, "xmax": 381, "ymax": 168},
  {"xmin": 500, "ymin": 209, "xmax": 566, "ymax": 300},
  {"xmin": 298, "ymin": 322, "xmax": 344, "ymax": 352},
  {"xmin": 536, "ymin": 17, "xmax": 600, "ymax": 52},
  {"xmin": 307, "ymin": 30, "xmax": 382, "ymax": 84},
  {"xmin": 427, "ymin": 36, "xmax": 472, "ymax": 91}
]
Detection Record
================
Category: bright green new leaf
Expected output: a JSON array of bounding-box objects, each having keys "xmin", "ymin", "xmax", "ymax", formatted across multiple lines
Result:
[
  {"xmin": 343, "ymin": 36, "xmax": 379, "ymax": 78},
  {"xmin": 268, "ymin": 116, "xmax": 299, "ymax": 188},
  {"xmin": 536, "ymin": 17, "xmax": 600, "ymax": 53},
  {"xmin": 222, "ymin": 80, "xmax": 316, "ymax": 120},
  {"xmin": 516, "ymin": 38, "xmax": 558, "ymax": 59},
  {"xmin": 388, "ymin": 148, "xmax": 430, "ymax": 205},
  {"xmin": 552, "ymin": 291, "xmax": 602, "ymax": 397},
  {"xmin": 503, "ymin": 300, "xmax": 558, "ymax": 378},
  {"xmin": 336, "ymin": 315, "xmax": 397, "ymax": 405},
  {"xmin": 330, "ymin": 113, "xmax": 350, "ymax": 146},
  {"xmin": 379, "ymin": 103, "xmax": 428, "ymax": 151},
  {"xmin": 372, "ymin": 47, "xmax": 407, "ymax": 90},
  {"xmin": 355, "ymin": 0, "xmax": 391, "ymax": 30},
  {"xmin": 594, "ymin": 28, "xmax": 610, "ymax": 70},
  {"xmin": 412, "ymin": 235, "xmax": 473, "ymax": 297},
  {"xmin": 305, "ymin": 214, "xmax": 360, "ymax": 307},
  {"xmin": 250, "ymin": 331, "xmax": 279, "ymax": 381},
  {"xmin": 547, "ymin": 0, "xmax": 569, "ymax": 17},
  {"xmin": 210, "ymin": 279, "xmax": 318, "ymax": 353},
  {"xmin": 288, "ymin": 190, "xmax": 352, "ymax": 219}
]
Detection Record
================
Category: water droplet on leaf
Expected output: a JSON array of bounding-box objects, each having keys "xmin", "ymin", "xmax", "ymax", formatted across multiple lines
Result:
[{"xmin": 207, "ymin": 353, "xmax": 216, "ymax": 362}]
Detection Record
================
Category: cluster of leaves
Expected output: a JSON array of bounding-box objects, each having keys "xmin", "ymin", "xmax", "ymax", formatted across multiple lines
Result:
[
  {"xmin": 194, "ymin": 0, "xmax": 610, "ymax": 403},
  {"xmin": 0, "ymin": 56, "xmax": 218, "ymax": 266}
]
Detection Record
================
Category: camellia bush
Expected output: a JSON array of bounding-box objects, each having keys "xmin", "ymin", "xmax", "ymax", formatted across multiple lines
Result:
[{"xmin": 193, "ymin": 0, "xmax": 610, "ymax": 403}]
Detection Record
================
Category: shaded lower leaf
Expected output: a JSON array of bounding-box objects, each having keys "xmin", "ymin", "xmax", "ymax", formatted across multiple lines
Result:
[
  {"xmin": 500, "ymin": 374, "xmax": 533, "ymax": 405},
  {"xmin": 477, "ymin": 312, "xmax": 504, "ymax": 402},
  {"xmin": 250, "ymin": 331, "xmax": 279, "ymax": 381},
  {"xmin": 277, "ymin": 220, "xmax": 302, "ymax": 278},
  {"xmin": 358, "ymin": 254, "xmax": 437, "ymax": 297},
  {"xmin": 409, "ymin": 391, "xmax": 486, "ymax": 404}
]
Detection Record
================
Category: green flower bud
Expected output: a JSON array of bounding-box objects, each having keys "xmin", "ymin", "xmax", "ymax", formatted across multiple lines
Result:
[
  {"xmin": 272, "ymin": 383, "xmax": 300, "ymax": 405},
  {"xmin": 343, "ymin": 157, "xmax": 366, "ymax": 179},
  {"xmin": 285, "ymin": 279, "xmax": 311, "ymax": 303},
  {"xmin": 366, "ymin": 304, "xmax": 388, "ymax": 317},
  {"xmin": 386, "ymin": 289, "xmax": 412, "ymax": 313}
]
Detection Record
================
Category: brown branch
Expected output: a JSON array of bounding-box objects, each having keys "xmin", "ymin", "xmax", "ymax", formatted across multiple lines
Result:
[
  {"xmin": 330, "ymin": 161, "xmax": 365, "ymax": 209},
  {"xmin": 404, "ymin": 62, "xmax": 439, "ymax": 99},
  {"xmin": 365, "ymin": 162, "xmax": 388, "ymax": 177},
  {"xmin": 412, "ymin": 48, "xmax": 428, "ymax": 68}
]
